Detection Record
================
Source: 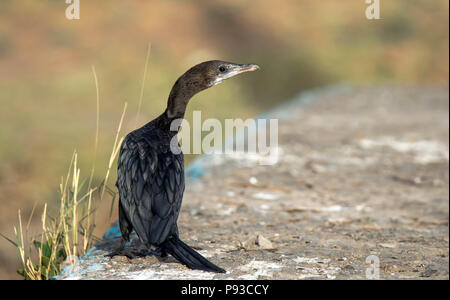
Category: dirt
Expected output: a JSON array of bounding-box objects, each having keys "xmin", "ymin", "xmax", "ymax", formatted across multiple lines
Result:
[{"xmin": 58, "ymin": 86, "xmax": 449, "ymax": 280}]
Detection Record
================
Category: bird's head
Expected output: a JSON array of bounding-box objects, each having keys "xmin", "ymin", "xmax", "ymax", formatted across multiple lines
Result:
[
  {"xmin": 180, "ymin": 60, "xmax": 260, "ymax": 92},
  {"xmin": 167, "ymin": 60, "xmax": 259, "ymax": 118},
  {"xmin": 201, "ymin": 60, "xmax": 260, "ymax": 87}
]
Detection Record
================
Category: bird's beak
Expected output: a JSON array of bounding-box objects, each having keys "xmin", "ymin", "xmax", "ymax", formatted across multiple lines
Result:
[
  {"xmin": 221, "ymin": 64, "xmax": 260, "ymax": 81},
  {"xmin": 235, "ymin": 64, "xmax": 260, "ymax": 74}
]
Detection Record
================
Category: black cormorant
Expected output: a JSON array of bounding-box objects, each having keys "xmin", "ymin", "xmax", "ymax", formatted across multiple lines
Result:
[{"xmin": 108, "ymin": 60, "xmax": 260, "ymax": 273}]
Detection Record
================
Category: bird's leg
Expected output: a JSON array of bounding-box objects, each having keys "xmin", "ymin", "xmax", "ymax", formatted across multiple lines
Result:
[
  {"xmin": 106, "ymin": 238, "xmax": 169, "ymax": 259},
  {"xmin": 149, "ymin": 246, "xmax": 168, "ymax": 258},
  {"xmin": 136, "ymin": 245, "xmax": 168, "ymax": 258},
  {"xmin": 106, "ymin": 238, "xmax": 142, "ymax": 259}
]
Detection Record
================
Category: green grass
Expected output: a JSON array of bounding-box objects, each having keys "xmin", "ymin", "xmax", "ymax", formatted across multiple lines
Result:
[{"xmin": 3, "ymin": 152, "xmax": 98, "ymax": 280}]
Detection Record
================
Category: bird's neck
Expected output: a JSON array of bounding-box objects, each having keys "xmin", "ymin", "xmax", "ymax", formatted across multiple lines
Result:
[
  {"xmin": 166, "ymin": 78, "xmax": 196, "ymax": 120},
  {"xmin": 158, "ymin": 71, "xmax": 209, "ymax": 133},
  {"xmin": 154, "ymin": 77, "xmax": 197, "ymax": 134}
]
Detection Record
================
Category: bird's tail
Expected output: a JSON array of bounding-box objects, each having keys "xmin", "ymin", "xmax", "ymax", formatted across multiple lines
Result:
[{"xmin": 161, "ymin": 236, "xmax": 226, "ymax": 273}]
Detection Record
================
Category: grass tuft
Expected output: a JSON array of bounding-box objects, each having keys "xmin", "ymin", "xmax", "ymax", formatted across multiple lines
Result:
[{"xmin": 1, "ymin": 70, "xmax": 129, "ymax": 280}]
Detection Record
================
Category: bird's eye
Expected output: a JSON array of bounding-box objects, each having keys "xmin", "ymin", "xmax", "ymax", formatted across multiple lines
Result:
[{"xmin": 219, "ymin": 66, "xmax": 226, "ymax": 73}]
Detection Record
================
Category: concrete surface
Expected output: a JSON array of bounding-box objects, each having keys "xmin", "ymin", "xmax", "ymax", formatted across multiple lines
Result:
[{"xmin": 58, "ymin": 86, "xmax": 449, "ymax": 280}]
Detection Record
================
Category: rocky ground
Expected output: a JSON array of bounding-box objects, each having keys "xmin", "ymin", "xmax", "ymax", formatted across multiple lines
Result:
[{"xmin": 58, "ymin": 86, "xmax": 449, "ymax": 280}]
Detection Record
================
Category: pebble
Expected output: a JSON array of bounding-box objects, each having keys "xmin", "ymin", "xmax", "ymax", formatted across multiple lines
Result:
[
  {"xmin": 420, "ymin": 265, "xmax": 439, "ymax": 277},
  {"xmin": 256, "ymin": 235, "xmax": 275, "ymax": 250},
  {"xmin": 249, "ymin": 177, "xmax": 258, "ymax": 185},
  {"xmin": 239, "ymin": 235, "xmax": 275, "ymax": 250},
  {"xmin": 379, "ymin": 243, "xmax": 396, "ymax": 249}
]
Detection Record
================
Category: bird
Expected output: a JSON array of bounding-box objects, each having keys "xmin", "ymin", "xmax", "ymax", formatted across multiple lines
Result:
[{"xmin": 107, "ymin": 60, "xmax": 260, "ymax": 273}]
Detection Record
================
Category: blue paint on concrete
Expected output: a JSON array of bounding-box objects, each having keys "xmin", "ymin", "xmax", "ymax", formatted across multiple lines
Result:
[
  {"xmin": 185, "ymin": 161, "xmax": 206, "ymax": 182},
  {"xmin": 102, "ymin": 222, "xmax": 121, "ymax": 240}
]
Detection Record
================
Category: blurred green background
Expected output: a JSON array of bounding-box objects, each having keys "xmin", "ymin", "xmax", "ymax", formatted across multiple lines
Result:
[{"xmin": 0, "ymin": 0, "xmax": 448, "ymax": 279}]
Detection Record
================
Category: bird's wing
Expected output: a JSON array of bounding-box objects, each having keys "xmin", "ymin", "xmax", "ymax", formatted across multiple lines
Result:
[{"xmin": 117, "ymin": 134, "xmax": 184, "ymax": 246}]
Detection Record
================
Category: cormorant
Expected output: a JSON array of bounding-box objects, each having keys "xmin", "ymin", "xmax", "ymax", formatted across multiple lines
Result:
[{"xmin": 108, "ymin": 60, "xmax": 260, "ymax": 273}]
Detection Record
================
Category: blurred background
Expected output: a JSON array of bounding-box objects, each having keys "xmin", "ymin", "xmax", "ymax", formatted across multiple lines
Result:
[{"xmin": 0, "ymin": 0, "xmax": 448, "ymax": 279}]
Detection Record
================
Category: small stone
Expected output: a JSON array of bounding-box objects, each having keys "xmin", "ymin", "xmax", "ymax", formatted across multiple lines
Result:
[
  {"xmin": 249, "ymin": 177, "xmax": 258, "ymax": 185},
  {"xmin": 379, "ymin": 243, "xmax": 396, "ymax": 248},
  {"xmin": 240, "ymin": 237, "xmax": 257, "ymax": 251},
  {"xmin": 256, "ymin": 235, "xmax": 275, "ymax": 250},
  {"xmin": 308, "ymin": 162, "xmax": 327, "ymax": 174},
  {"xmin": 110, "ymin": 255, "xmax": 128, "ymax": 264},
  {"xmin": 339, "ymin": 264, "xmax": 358, "ymax": 275},
  {"xmin": 420, "ymin": 265, "xmax": 439, "ymax": 277}
]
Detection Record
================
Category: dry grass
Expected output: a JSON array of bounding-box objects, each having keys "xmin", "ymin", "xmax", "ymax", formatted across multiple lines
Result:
[{"xmin": 1, "ymin": 71, "xmax": 128, "ymax": 279}]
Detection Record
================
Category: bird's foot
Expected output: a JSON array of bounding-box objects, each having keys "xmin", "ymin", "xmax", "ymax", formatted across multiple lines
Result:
[
  {"xmin": 106, "ymin": 247, "xmax": 166, "ymax": 259},
  {"xmin": 106, "ymin": 248, "xmax": 145, "ymax": 260},
  {"xmin": 137, "ymin": 247, "xmax": 168, "ymax": 258}
]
